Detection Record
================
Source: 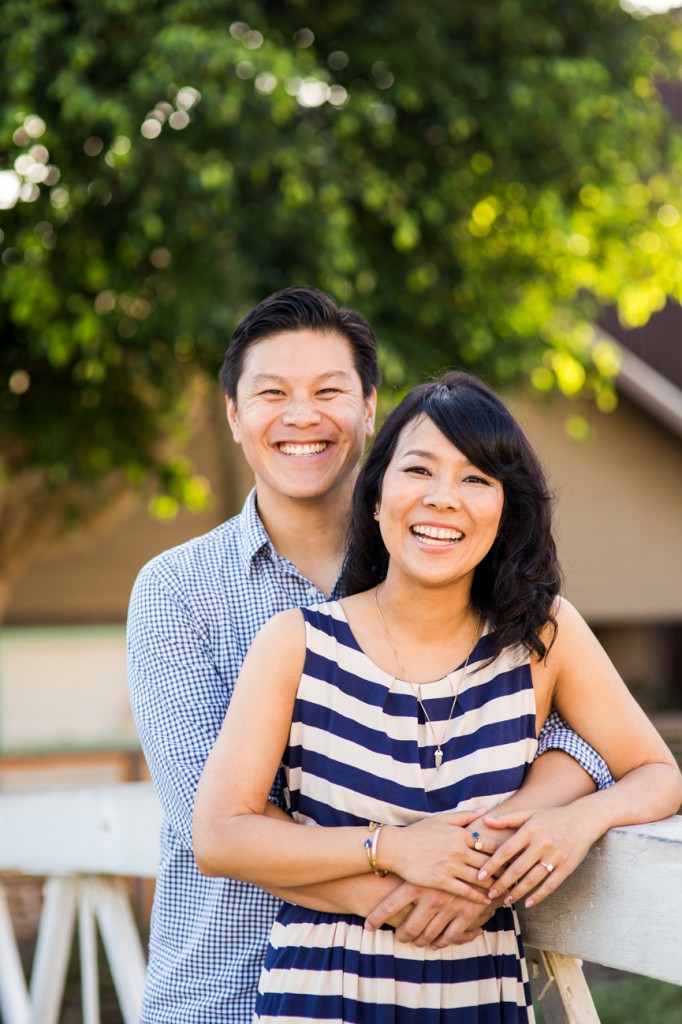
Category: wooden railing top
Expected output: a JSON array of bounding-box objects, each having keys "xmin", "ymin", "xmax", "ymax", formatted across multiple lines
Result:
[{"xmin": 1, "ymin": 783, "xmax": 680, "ymax": 986}]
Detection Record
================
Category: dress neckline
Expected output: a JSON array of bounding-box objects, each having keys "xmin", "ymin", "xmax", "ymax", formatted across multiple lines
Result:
[{"xmin": 330, "ymin": 598, "xmax": 486, "ymax": 692}]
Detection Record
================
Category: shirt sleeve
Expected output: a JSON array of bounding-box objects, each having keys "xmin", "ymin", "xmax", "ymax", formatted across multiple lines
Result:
[
  {"xmin": 127, "ymin": 559, "xmax": 233, "ymax": 851},
  {"xmin": 535, "ymin": 709, "xmax": 615, "ymax": 791}
]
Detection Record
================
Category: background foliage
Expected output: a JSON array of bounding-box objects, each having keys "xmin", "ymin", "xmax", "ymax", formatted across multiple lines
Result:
[{"xmin": 1, "ymin": 0, "xmax": 682, "ymax": 602}]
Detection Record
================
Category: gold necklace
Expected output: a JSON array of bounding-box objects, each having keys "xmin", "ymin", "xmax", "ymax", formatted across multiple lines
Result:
[{"xmin": 374, "ymin": 585, "xmax": 481, "ymax": 771}]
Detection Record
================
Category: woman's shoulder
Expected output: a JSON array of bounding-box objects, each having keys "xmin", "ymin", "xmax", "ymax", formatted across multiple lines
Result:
[
  {"xmin": 550, "ymin": 597, "xmax": 590, "ymax": 646},
  {"xmin": 253, "ymin": 607, "xmax": 306, "ymax": 654}
]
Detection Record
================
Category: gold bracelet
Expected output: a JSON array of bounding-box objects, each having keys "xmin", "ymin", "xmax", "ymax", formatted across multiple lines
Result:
[{"xmin": 364, "ymin": 821, "xmax": 388, "ymax": 877}]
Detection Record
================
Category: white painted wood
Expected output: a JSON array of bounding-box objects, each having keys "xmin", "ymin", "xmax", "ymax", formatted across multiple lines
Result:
[
  {"xmin": 0, "ymin": 786, "xmax": 680, "ymax": 1024},
  {"xmin": 89, "ymin": 877, "xmax": 147, "ymax": 1024},
  {"xmin": 78, "ymin": 884, "xmax": 100, "ymax": 1024},
  {"xmin": 0, "ymin": 783, "xmax": 161, "ymax": 877},
  {"xmin": 517, "ymin": 815, "xmax": 682, "ymax": 985},
  {"xmin": 0, "ymin": 883, "xmax": 30, "ymax": 1024},
  {"xmin": 526, "ymin": 948, "xmax": 601, "ymax": 1024},
  {"xmin": 28, "ymin": 877, "xmax": 77, "ymax": 1024}
]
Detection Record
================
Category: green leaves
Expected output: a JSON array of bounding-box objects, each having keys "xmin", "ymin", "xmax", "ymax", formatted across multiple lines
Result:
[{"xmin": 2, "ymin": 0, "xmax": 682, "ymax": 521}]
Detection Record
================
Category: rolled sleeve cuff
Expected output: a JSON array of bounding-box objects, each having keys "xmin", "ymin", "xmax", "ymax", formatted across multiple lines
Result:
[{"xmin": 536, "ymin": 710, "xmax": 615, "ymax": 791}]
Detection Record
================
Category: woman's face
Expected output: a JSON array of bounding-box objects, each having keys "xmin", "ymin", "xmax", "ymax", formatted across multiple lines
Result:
[{"xmin": 375, "ymin": 414, "xmax": 504, "ymax": 592}]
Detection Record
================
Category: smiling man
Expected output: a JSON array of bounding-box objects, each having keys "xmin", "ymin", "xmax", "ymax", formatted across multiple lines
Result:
[{"xmin": 127, "ymin": 286, "xmax": 612, "ymax": 1024}]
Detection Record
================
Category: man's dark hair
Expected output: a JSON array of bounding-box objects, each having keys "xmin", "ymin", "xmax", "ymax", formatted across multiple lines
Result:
[
  {"xmin": 341, "ymin": 371, "xmax": 563, "ymax": 662},
  {"xmin": 219, "ymin": 286, "xmax": 381, "ymax": 399}
]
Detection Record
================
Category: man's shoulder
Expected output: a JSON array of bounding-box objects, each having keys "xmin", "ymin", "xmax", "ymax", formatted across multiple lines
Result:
[{"xmin": 132, "ymin": 514, "xmax": 244, "ymax": 598}]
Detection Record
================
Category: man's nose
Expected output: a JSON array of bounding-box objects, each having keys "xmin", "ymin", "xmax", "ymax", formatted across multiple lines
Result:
[{"xmin": 281, "ymin": 397, "xmax": 322, "ymax": 427}]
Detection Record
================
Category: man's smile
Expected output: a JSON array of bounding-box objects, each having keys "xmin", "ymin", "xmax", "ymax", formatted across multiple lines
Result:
[{"xmin": 277, "ymin": 442, "xmax": 330, "ymax": 457}]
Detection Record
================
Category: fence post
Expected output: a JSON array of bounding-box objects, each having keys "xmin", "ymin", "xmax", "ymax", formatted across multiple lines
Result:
[
  {"xmin": 28, "ymin": 877, "xmax": 77, "ymax": 1024},
  {"xmin": 0, "ymin": 883, "xmax": 30, "ymax": 1024},
  {"xmin": 526, "ymin": 946, "xmax": 601, "ymax": 1024}
]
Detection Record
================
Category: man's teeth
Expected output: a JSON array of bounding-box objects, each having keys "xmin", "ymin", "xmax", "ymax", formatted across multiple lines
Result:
[
  {"xmin": 412, "ymin": 525, "xmax": 463, "ymax": 543},
  {"xmin": 279, "ymin": 442, "xmax": 328, "ymax": 457}
]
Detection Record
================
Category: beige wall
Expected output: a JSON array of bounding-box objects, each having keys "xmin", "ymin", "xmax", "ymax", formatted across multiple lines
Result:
[
  {"xmin": 0, "ymin": 626, "xmax": 133, "ymax": 754},
  {"xmin": 510, "ymin": 392, "xmax": 682, "ymax": 623}
]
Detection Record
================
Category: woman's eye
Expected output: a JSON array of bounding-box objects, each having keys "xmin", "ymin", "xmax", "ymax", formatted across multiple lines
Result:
[
  {"xmin": 465, "ymin": 474, "xmax": 492, "ymax": 485},
  {"xmin": 402, "ymin": 465, "xmax": 430, "ymax": 475}
]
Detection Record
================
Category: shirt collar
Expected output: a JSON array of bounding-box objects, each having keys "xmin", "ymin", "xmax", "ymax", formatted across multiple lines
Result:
[
  {"xmin": 238, "ymin": 487, "xmax": 275, "ymax": 570},
  {"xmin": 237, "ymin": 487, "xmax": 345, "ymax": 598}
]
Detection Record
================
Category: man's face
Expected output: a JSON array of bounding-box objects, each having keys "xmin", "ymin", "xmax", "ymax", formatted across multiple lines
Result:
[{"xmin": 227, "ymin": 330, "xmax": 376, "ymax": 507}]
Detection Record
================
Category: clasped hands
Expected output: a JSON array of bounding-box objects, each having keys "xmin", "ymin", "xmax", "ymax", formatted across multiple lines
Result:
[{"xmin": 364, "ymin": 805, "xmax": 588, "ymax": 947}]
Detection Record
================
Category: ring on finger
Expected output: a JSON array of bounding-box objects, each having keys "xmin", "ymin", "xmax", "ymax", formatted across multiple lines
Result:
[
  {"xmin": 540, "ymin": 861, "xmax": 554, "ymax": 873},
  {"xmin": 472, "ymin": 831, "xmax": 484, "ymax": 852}
]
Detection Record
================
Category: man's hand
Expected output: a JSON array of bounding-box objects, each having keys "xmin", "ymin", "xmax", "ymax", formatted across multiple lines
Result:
[{"xmin": 363, "ymin": 882, "xmax": 501, "ymax": 948}]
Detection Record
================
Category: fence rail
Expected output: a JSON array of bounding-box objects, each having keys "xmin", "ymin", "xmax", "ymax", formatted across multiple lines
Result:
[{"xmin": 0, "ymin": 783, "xmax": 680, "ymax": 1024}]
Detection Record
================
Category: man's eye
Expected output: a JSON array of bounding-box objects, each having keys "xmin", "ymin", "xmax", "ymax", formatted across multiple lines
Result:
[
  {"xmin": 317, "ymin": 388, "xmax": 341, "ymax": 396},
  {"xmin": 259, "ymin": 389, "xmax": 285, "ymax": 396}
]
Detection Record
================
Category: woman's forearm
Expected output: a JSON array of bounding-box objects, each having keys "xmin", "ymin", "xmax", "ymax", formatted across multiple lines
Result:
[
  {"xmin": 194, "ymin": 805, "xmax": 494, "ymax": 900},
  {"xmin": 566, "ymin": 761, "xmax": 682, "ymax": 835},
  {"xmin": 477, "ymin": 759, "xmax": 682, "ymax": 909},
  {"xmin": 257, "ymin": 803, "xmax": 399, "ymax": 914},
  {"xmin": 194, "ymin": 811, "xmax": 371, "ymax": 887}
]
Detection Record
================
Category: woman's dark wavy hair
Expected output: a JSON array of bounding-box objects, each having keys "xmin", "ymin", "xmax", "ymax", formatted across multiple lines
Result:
[{"xmin": 341, "ymin": 371, "xmax": 562, "ymax": 661}]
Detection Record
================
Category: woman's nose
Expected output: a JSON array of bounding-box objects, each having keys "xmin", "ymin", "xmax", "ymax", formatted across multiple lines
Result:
[{"xmin": 423, "ymin": 480, "xmax": 462, "ymax": 510}]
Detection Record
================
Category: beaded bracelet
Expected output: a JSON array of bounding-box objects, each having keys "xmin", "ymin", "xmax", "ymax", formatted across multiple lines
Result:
[{"xmin": 364, "ymin": 821, "xmax": 388, "ymax": 876}]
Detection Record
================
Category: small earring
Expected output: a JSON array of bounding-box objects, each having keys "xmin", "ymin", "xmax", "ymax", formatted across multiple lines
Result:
[{"xmin": 373, "ymin": 509, "xmax": 379, "ymax": 519}]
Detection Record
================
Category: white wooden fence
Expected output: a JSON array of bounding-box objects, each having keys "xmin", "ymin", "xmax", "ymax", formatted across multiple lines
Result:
[{"xmin": 0, "ymin": 783, "xmax": 680, "ymax": 1024}]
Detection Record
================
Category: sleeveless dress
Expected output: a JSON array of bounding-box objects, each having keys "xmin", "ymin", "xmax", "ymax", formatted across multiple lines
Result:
[{"xmin": 255, "ymin": 601, "xmax": 537, "ymax": 1024}]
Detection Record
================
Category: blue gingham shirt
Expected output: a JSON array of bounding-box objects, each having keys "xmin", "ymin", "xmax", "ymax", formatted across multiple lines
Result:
[{"xmin": 127, "ymin": 488, "xmax": 612, "ymax": 1024}]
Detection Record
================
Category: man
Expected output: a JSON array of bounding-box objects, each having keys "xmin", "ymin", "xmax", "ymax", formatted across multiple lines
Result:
[{"xmin": 128, "ymin": 286, "xmax": 611, "ymax": 1023}]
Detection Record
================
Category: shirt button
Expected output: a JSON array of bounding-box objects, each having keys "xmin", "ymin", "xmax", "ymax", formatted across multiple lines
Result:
[{"xmin": 306, "ymin": 586, "xmax": 319, "ymax": 599}]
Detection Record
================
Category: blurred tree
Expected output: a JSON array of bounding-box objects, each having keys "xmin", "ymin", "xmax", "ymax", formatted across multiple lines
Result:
[{"xmin": 1, "ymin": 0, "xmax": 682, "ymax": 612}]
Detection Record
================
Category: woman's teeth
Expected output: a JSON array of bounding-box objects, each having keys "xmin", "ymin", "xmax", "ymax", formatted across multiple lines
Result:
[{"xmin": 411, "ymin": 525, "xmax": 463, "ymax": 544}]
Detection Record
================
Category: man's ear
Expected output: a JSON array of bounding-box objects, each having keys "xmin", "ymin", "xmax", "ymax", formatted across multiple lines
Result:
[
  {"xmin": 365, "ymin": 387, "xmax": 378, "ymax": 438},
  {"xmin": 226, "ymin": 395, "xmax": 241, "ymax": 443}
]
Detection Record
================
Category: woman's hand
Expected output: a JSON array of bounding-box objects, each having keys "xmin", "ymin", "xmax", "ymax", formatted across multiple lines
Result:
[
  {"xmin": 476, "ymin": 804, "xmax": 601, "ymax": 908},
  {"xmin": 379, "ymin": 809, "xmax": 495, "ymax": 903}
]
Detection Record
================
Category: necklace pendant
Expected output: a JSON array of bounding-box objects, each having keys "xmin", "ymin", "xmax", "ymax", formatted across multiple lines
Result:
[{"xmin": 434, "ymin": 747, "xmax": 443, "ymax": 770}]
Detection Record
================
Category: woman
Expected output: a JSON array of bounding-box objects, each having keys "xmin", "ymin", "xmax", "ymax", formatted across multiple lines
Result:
[{"xmin": 193, "ymin": 372, "xmax": 682, "ymax": 1022}]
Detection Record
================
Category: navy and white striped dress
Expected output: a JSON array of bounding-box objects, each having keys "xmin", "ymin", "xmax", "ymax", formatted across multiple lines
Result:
[{"xmin": 255, "ymin": 601, "xmax": 537, "ymax": 1023}]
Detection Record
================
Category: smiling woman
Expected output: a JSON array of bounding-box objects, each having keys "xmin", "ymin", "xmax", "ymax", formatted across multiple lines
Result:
[{"xmin": 192, "ymin": 370, "xmax": 682, "ymax": 1024}]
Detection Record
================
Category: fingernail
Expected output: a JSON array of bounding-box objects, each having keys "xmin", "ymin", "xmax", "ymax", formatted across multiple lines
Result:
[
  {"xmin": 504, "ymin": 895, "xmax": 514, "ymax": 905},
  {"xmin": 364, "ymin": 922, "xmax": 375, "ymax": 931},
  {"xmin": 477, "ymin": 870, "xmax": 488, "ymax": 881},
  {"xmin": 487, "ymin": 887, "xmax": 497, "ymax": 898},
  {"xmin": 525, "ymin": 898, "xmax": 534, "ymax": 909}
]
